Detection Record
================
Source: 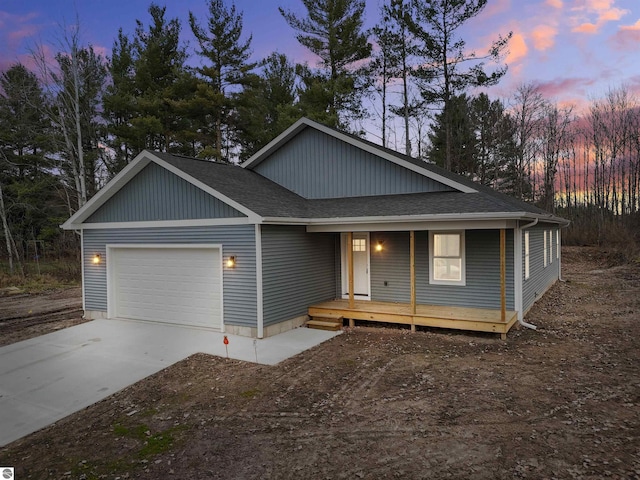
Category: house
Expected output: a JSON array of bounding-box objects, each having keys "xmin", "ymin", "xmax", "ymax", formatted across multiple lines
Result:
[{"xmin": 62, "ymin": 118, "xmax": 569, "ymax": 339}]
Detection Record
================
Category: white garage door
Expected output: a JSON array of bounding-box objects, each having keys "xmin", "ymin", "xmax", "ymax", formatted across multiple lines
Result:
[{"xmin": 109, "ymin": 246, "xmax": 222, "ymax": 329}]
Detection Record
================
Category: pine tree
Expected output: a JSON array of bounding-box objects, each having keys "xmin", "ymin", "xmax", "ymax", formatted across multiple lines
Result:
[
  {"xmin": 103, "ymin": 29, "xmax": 137, "ymax": 175},
  {"xmin": 402, "ymin": 0, "xmax": 512, "ymax": 171},
  {"xmin": 280, "ymin": 0, "xmax": 372, "ymax": 129},
  {"xmin": 428, "ymin": 94, "xmax": 476, "ymax": 176},
  {"xmin": 189, "ymin": 0, "xmax": 255, "ymax": 161},
  {"xmin": 233, "ymin": 53, "xmax": 297, "ymax": 160},
  {"xmin": 132, "ymin": 4, "xmax": 191, "ymax": 154},
  {"xmin": 468, "ymin": 93, "xmax": 516, "ymax": 188}
]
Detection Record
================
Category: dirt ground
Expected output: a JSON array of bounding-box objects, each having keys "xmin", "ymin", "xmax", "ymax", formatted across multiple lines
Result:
[
  {"xmin": 1, "ymin": 247, "xmax": 638, "ymax": 480},
  {"xmin": 0, "ymin": 286, "xmax": 84, "ymax": 347}
]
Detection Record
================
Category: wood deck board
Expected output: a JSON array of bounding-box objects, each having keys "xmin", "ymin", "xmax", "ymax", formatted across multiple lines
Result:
[{"xmin": 309, "ymin": 299, "xmax": 518, "ymax": 337}]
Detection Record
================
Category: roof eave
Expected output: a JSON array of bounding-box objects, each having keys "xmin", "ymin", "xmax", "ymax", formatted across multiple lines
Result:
[{"xmin": 262, "ymin": 211, "xmax": 570, "ymax": 226}]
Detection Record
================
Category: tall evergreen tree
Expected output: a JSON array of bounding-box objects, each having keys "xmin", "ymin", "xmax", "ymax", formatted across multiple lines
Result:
[
  {"xmin": 233, "ymin": 53, "xmax": 297, "ymax": 160},
  {"xmin": 131, "ymin": 4, "xmax": 191, "ymax": 154},
  {"xmin": 469, "ymin": 93, "xmax": 516, "ymax": 188},
  {"xmin": 401, "ymin": 0, "xmax": 512, "ymax": 171},
  {"xmin": 0, "ymin": 64, "xmax": 50, "ymax": 178},
  {"xmin": 280, "ymin": 0, "xmax": 372, "ymax": 129},
  {"xmin": 0, "ymin": 64, "xmax": 66, "ymax": 263},
  {"xmin": 428, "ymin": 94, "xmax": 476, "ymax": 176},
  {"xmin": 189, "ymin": 0, "xmax": 255, "ymax": 161},
  {"xmin": 103, "ymin": 29, "xmax": 137, "ymax": 175}
]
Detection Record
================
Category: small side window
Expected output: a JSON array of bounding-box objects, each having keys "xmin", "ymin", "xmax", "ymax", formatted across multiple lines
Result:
[
  {"xmin": 543, "ymin": 231, "xmax": 548, "ymax": 268},
  {"xmin": 524, "ymin": 231, "xmax": 530, "ymax": 280}
]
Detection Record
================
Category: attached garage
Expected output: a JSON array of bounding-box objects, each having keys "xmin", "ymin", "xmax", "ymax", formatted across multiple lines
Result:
[{"xmin": 107, "ymin": 245, "xmax": 222, "ymax": 329}]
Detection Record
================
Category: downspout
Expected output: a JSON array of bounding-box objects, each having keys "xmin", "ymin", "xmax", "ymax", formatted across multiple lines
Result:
[
  {"xmin": 519, "ymin": 218, "xmax": 539, "ymax": 331},
  {"xmin": 558, "ymin": 223, "xmax": 570, "ymax": 283}
]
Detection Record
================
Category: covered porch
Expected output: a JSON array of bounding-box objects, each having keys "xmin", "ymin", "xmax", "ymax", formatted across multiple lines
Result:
[
  {"xmin": 307, "ymin": 228, "xmax": 518, "ymax": 339},
  {"xmin": 308, "ymin": 299, "xmax": 518, "ymax": 339}
]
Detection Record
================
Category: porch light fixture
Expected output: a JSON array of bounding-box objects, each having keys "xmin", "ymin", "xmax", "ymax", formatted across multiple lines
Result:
[
  {"xmin": 375, "ymin": 241, "xmax": 384, "ymax": 252},
  {"xmin": 92, "ymin": 254, "xmax": 101, "ymax": 265},
  {"xmin": 226, "ymin": 256, "xmax": 236, "ymax": 268}
]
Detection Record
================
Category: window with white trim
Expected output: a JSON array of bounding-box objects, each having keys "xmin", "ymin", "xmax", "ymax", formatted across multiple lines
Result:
[
  {"xmin": 543, "ymin": 231, "xmax": 548, "ymax": 267},
  {"xmin": 556, "ymin": 229, "xmax": 560, "ymax": 259},
  {"xmin": 549, "ymin": 230, "xmax": 553, "ymax": 264},
  {"xmin": 429, "ymin": 231, "xmax": 465, "ymax": 285},
  {"xmin": 352, "ymin": 238, "xmax": 366, "ymax": 252},
  {"xmin": 524, "ymin": 231, "xmax": 530, "ymax": 280}
]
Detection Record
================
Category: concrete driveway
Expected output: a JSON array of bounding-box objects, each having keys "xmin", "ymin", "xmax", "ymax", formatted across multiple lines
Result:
[{"xmin": 0, "ymin": 318, "xmax": 339, "ymax": 447}]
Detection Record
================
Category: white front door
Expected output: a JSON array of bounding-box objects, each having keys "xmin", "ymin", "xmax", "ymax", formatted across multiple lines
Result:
[{"xmin": 341, "ymin": 233, "xmax": 371, "ymax": 299}]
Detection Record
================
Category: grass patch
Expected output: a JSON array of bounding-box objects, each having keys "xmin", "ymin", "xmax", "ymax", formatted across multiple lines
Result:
[
  {"xmin": 239, "ymin": 387, "xmax": 261, "ymax": 399},
  {"xmin": 112, "ymin": 423, "xmax": 187, "ymax": 459}
]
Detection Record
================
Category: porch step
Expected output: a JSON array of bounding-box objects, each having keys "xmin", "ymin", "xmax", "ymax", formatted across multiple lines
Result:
[{"xmin": 306, "ymin": 316, "xmax": 343, "ymax": 331}]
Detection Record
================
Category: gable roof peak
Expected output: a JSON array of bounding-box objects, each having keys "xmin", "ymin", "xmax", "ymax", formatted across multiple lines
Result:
[{"xmin": 241, "ymin": 117, "xmax": 477, "ymax": 194}]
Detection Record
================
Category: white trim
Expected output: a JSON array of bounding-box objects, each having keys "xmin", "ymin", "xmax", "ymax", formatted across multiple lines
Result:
[
  {"xmin": 80, "ymin": 230, "xmax": 86, "ymax": 312},
  {"xmin": 68, "ymin": 217, "xmax": 254, "ymax": 230},
  {"xmin": 106, "ymin": 244, "xmax": 224, "ymax": 331},
  {"xmin": 308, "ymin": 219, "xmax": 518, "ymax": 233},
  {"xmin": 255, "ymin": 224, "xmax": 264, "ymax": 339},
  {"xmin": 151, "ymin": 154, "xmax": 261, "ymax": 222},
  {"xmin": 61, "ymin": 150, "xmax": 262, "ymax": 230},
  {"xmin": 241, "ymin": 117, "xmax": 477, "ymax": 193},
  {"xmin": 543, "ymin": 231, "xmax": 548, "ymax": 268},
  {"xmin": 429, "ymin": 231, "xmax": 466, "ymax": 286},
  {"xmin": 340, "ymin": 232, "xmax": 371, "ymax": 300},
  {"xmin": 514, "ymin": 226, "xmax": 523, "ymax": 321},
  {"xmin": 62, "ymin": 154, "xmax": 153, "ymax": 229}
]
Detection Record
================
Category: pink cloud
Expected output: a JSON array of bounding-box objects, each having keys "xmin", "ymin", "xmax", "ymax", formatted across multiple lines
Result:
[
  {"xmin": 570, "ymin": 0, "xmax": 630, "ymax": 34},
  {"xmin": 546, "ymin": 0, "xmax": 564, "ymax": 8},
  {"xmin": 531, "ymin": 24, "xmax": 558, "ymax": 50},
  {"xmin": 610, "ymin": 19, "xmax": 640, "ymax": 50},
  {"xmin": 535, "ymin": 77, "xmax": 598, "ymax": 99},
  {"xmin": 506, "ymin": 32, "xmax": 528, "ymax": 64},
  {"xmin": 573, "ymin": 22, "xmax": 598, "ymax": 33},
  {"xmin": 620, "ymin": 18, "xmax": 640, "ymax": 31}
]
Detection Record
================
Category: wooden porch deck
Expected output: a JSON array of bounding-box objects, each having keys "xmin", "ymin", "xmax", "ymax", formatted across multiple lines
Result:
[{"xmin": 308, "ymin": 299, "xmax": 518, "ymax": 339}]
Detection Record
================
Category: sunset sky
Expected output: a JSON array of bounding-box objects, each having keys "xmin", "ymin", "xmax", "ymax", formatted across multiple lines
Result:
[{"xmin": 1, "ymin": 0, "xmax": 639, "ymax": 113}]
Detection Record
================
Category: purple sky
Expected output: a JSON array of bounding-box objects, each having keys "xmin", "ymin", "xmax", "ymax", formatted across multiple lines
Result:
[{"xmin": 1, "ymin": 0, "xmax": 639, "ymax": 113}]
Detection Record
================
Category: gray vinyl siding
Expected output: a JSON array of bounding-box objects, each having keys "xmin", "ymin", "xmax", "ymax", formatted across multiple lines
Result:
[
  {"xmin": 255, "ymin": 128, "xmax": 454, "ymax": 199},
  {"xmin": 261, "ymin": 225, "xmax": 336, "ymax": 327},
  {"xmin": 83, "ymin": 225, "xmax": 257, "ymax": 328},
  {"xmin": 523, "ymin": 224, "xmax": 559, "ymax": 312},
  {"xmin": 87, "ymin": 163, "xmax": 245, "ymax": 223},
  {"xmin": 370, "ymin": 230, "xmax": 515, "ymax": 310}
]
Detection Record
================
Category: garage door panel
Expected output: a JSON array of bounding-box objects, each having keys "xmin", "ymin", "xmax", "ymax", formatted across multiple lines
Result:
[{"xmin": 110, "ymin": 247, "xmax": 221, "ymax": 329}]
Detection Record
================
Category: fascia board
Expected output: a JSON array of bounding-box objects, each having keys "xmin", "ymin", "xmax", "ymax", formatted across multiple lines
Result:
[
  {"xmin": 262, "ymin": 211, "xmax": 568, "ymax": 227},
  {"xmin": 67, "ymin": 217, "xmax": 255, "ymax": 230},
  {"xmin": 61, "ymin": 151, "xmax": 152, "ymax": 230},
  {"xmin": 241, "ymin": 118, "xmax": 309, "ymax": 169},
  {"xmin": 242, "ymin": 117, "xmax": 476, "ymax": 193},
  {"xmin": 61, "ymin": 150, "xmax": 263, "ymax": 230},
  {"xmin": 150, "ymin": 153, "xmax": 261, "ymax": 222}
]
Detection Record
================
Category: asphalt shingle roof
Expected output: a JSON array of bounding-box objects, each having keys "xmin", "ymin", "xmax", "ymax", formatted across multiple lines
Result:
[{"xmin": 153, "ymin": 150, "xmax": 565, "ymax": 223}]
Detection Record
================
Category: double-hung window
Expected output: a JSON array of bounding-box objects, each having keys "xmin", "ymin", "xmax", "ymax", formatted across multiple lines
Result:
[{"xmin": 429, "ymin": 231, "xmax": 465, "ymax": 285}]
